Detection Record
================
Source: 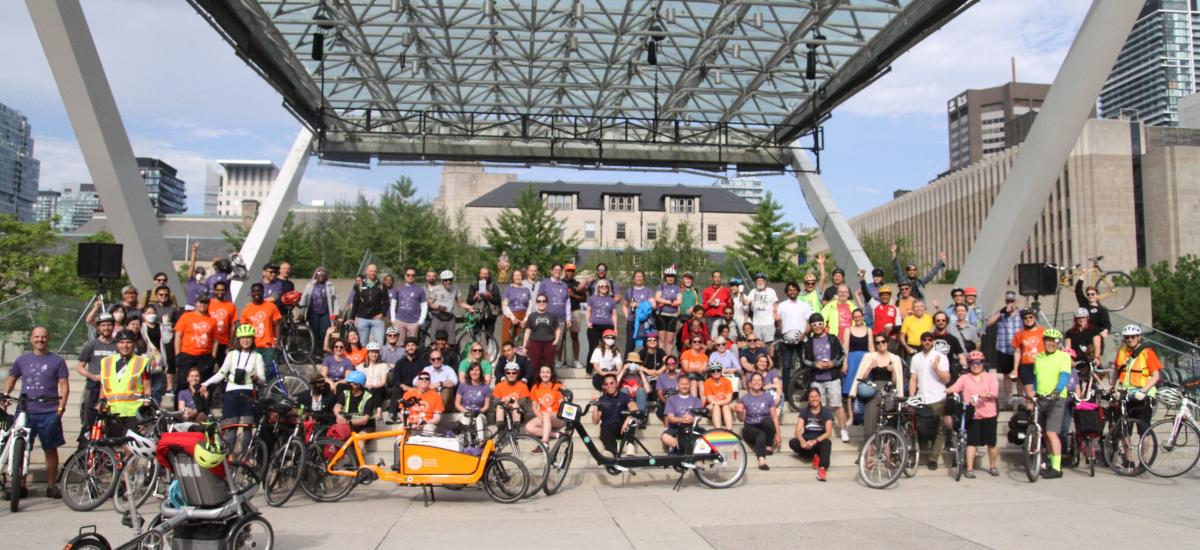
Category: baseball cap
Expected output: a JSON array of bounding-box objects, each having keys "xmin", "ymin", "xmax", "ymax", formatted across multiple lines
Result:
[
  {"xmin": 964, "ymin": 287, "xmax": 978, "ymax": 296},
  {"xmin": 97, "ymin": 312, "xmax": 115, "ymax": 324},
  {"xmin": 1005, "ymin": 291, "xmax": 1017, "ymax": 302},
  {"xmin": 871, "ymin": 268, "xmax": 885, "ymax": 277},
  {"xmin": 564, "ymin": 263, "xmax": 577, "ymax": 271},
  {"xmin": 195, "ymin": 294, "xmax": 211, "ymax": 303}
]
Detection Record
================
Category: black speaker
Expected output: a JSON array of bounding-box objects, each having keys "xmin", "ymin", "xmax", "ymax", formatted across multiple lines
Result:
[
  {"xmin": 77, "ymin": 243, "xmax": 124, "ymax": 279},
  {"xmin": 1017, "ymin": 263, "xmax": 1056, "ymax": 297}
]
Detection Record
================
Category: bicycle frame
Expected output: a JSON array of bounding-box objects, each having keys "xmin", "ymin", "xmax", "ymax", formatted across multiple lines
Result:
[
  {"xmin": 560, "ymin": 401, "xmax": 724, "ymax": 470},
  {"xmin": 323, "ymin": 427, "xmax": 498, "ymax": 486},
  {"xmin": 0, "ymin": 405, "xmax": 31, "ymax": 487},
  {"xmin": 1160, "ymin": 396, "xmax": 1199, "ymax": 450}
]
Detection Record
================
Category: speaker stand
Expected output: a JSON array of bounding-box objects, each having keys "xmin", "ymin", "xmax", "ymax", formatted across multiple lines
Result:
[{"xmin": 58, "ymin": 277, "xmax": 107, "ymax": 353}]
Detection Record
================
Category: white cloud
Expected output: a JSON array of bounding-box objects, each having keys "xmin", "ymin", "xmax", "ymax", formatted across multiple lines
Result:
[
  {"xmin": 156, "ymin": 119, "xmax": 253, "ymax": 140},
  {"xmin": 840, "ymin": 0, "xmax": 1092, "ymax": 117},
  {"xmin": 32, "ymin": 135, "xmax": 91, "ymax": 190}
]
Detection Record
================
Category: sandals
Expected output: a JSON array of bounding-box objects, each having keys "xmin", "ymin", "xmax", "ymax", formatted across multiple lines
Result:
[{"xmin": 988, "ymin": 467, "xmax": 1000, "ymax": 477}]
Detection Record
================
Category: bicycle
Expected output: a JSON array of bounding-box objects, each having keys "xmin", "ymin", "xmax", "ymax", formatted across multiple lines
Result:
[
  {"xmin": 262, "ymin": 402, "xmax": 307, "ymax": 506},
  {"xmin": 1047, "ymin": 255, "xmax": 1135, "ymax": 314},
  {"xmin": 263, "ymin": 357, "xmax": 309, "ymax": 402},
  {"xmin": 1138, "ymin": 384, "xmax": 1200, "ymax": 478},
  {"xmin": 947, "ymin": 393, "xmax": 973, "ymax": 482},
  {"xmin": 552, "ymin": 396, "xmax": 747, "ymax": 490},
  {"xmin": 1100, "ymin": 388, "xmax": 1156, "ymax": 476},
  {"xmin": 883, "ymin": 394, "xmax": 923, "ymax": 480},
  {"xmin": 61, "ymin": 407, "xmax": 122, "ymax": 511},
  {"xmin": 491, "ymin": 400, "xmax": 549, "ymax": 498},
  {"xmin": 857, "ymin": 386, "xmax": 911, "ymax": 489},
  {"xmin": 0, "ymin": 393, "xmax": 58, "ymax": 512},
  {"xmin": 457, "ymin": 310, "xmax": 499, "ymax": 365},
  {"xmin": 277, "ymin": 308, "xmax": 316, "ymax": 367}
]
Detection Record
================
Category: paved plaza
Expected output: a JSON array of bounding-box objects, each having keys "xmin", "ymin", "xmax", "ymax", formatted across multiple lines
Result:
[{"xmin": 4, "ymin": 465, "xmax": 1198, "ymax": 549}]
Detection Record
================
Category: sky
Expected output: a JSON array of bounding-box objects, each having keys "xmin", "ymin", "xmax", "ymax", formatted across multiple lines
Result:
[{"xmin": 1, "ymin": 0, "xmax": 1093, "ymax": 229}]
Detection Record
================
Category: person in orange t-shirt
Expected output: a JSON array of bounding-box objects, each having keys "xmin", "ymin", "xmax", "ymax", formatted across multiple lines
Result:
[
  {"xmin": 702, "ymin": 364, "xmax": 734, "ymax": 429},
  {"xmin": 401, "ymin": 372, "xmax": 444, "ymax": 434},
  {"xmin": 172, "ymin": 296, "xmax": 217, "ymax": 394},
  {"xmin": 524, "ymin": 365, "xmax": 564, "ymax": 444},
  {"xmin": 207, "ymin": 281, "xmax": 237, "ymax": 364},
  {"xmin": 240, "ymin": 283, "xmax": 282, "ymax": 364},
  {"xmin": 1010, "ymin": 309, "xmax": 1045, "ymax": 390},
  {"xmin": 492, "ymin": 363, "xmax": 531, "ymax": 426},
  {"xmin": 680, "ymin": 336, "xmax": 710, "ymax": 381}
]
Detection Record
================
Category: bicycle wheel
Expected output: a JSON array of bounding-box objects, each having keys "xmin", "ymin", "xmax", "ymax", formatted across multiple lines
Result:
[
  {"xmin": 543, "ymin": 436, "xmax": 574, "ymax": 496},
  {"xmin": 479, "ymin": 332, "xmax": 499, "ymax": 365},
  {"xmin": 226, "ymin": 515, "xmax": 274, "ymax": 550},
  {"xmin": 493, "ymin": 434, "xmax": 549, "ymax": 498},
  {"xmin": 692, "ymin": 428, "xmax": 748, "ymax": 489},
  {"xmin": 952, "ymin": 434, "xmax": 965, "ymax": 482},
  {"xmin": 1096, "ymin": 271, "xmax": 1135, "ymax": 312},
  {"xmin": 113, "ymin": 455, "xmax": 158, "ymax": 514},
  {"xmin": 858, "ymin": 429, "xmax": 905, "ymax": 489},
  {"xmin": 265, "ymin": 438, "xmax": 306, "ymax": 507},
  {"xmin": 1141, "ymin": 418, "xmax": 1200, "ymax": 478},
  {"xmin": 787, "ymin": 376, "xmax": 807, "ymax": 413},
  {"xmin": 301, "ymin": 438, "xmax": 358, "ymax": 502},
  {"xmin": 901, "ymin": 424, "xmax": 920, "ymax": 478},
  {"xmin": 268, "ymin": 376, "xmax": 310, "ymax": 402},
  {"xmin": 482, "ymin": 454, "xmax": 530, "ymax": 504},
  {"xmin": 7, "ymin": 437, "xmax": 25, "ymax": 512},
  {"xmin": 1105, "ymin": 418, "xmax": 1152, "ymax": 476},
  {"xmin": 1023, "ymin": 426, "xmax": 1041, "ymax": 482},
  {"xmin": 1084, "ymin": 437, "xmax": 1096, "ymax": 477},
  {"xmin": 62, "ymin": 446, "xmax": 118, "ymax": 511},
  {"xmin": 284, "ymin": 326, "xmax": 316, "ymax": 365}
]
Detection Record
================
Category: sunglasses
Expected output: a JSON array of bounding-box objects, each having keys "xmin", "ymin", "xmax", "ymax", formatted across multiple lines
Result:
[
  {"xmin": 405, "ymin": 273, "xmax": 416, "ymax": 277},
  {"xmin": 333, "ymin": 345, "xmax": 345, "ymax": 349},
  {"xmin": 387, "ymin": 333, "xmax": 398, "ymax": 337},
  {"xmin": 536, "ymin": 299, "xmax": 547, "ymax": 303},
  {"xmin": 430, "ymin": 357, "xmax": 443, "ymax": 361},
  {"xmin": 875, "ymin": 340, "xmax": 888, "ymax": 344},
  {"xmin": 472, "ymin": 349, "xmax": 483, "ymax": 353},
  {"xmin": 804, "ymin": 281, "xmax": 815, "ymax": 285},
  {"xmin": 748, "ymin": 339, "xmax": 760, "ymax": 343},
  {"xmin": 921, "ymin": 338, "xmax": 934, "ymax": 342},
  {"xmin": 417, "ymin": 376, "xmax": 431, "ymax": 381},
  {"xmin": 810, "ymin": 321, "xmax": 825, "ymax": 326},
  {"xmin": 155, "ymin": 278, "xmax": 167, "ymax": 283},
  {"xmin": 691, "ymin": 340, "xmax": 702, "ymax": 344}
]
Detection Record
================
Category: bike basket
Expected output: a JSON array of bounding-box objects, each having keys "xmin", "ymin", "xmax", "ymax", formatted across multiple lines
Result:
[
  {"xmin": 1007, "ymin": 410, "xmax": 1031, "ymax": 445},
  {"xmin": 1074, "ymin": 407, "xmax": 1104, "ymax": 436}
]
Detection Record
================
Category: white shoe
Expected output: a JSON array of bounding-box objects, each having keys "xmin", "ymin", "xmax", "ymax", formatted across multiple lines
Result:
[
  {"xmin": 840, "ymin": 429, "xmax": 850, "ymax": 443},
  {"xmin": 573, "ymin": 361, "xmax": 584, "ymax": 369}
]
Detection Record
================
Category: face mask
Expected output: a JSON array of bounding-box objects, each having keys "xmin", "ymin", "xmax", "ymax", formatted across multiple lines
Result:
[
  {"xmin": 195, "ymin": 274, "xmax": 204, "ymax": 282},
  {"xmin": 144, "ymin": 314, "xmax": 157, "ymax": 324},
  {"xmin": 603, "ymin": 337, "xmax": 616, "ymax": 344}
]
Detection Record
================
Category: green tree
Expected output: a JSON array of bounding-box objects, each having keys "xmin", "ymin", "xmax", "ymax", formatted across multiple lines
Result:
[
  {"xmin": 0, "ymin": 215, "xmax": 57, "ymax": 303},
  {"xmin": 1145, "ymin": 256, "xmax": 1200, "ymax": 343},
  {"xmin": 727, "ymin": 193, "xmax": 808, "ymax": 282},
  {"xmin": 483, "ymin": 184, "xmax": 580, "ymax": 272}
]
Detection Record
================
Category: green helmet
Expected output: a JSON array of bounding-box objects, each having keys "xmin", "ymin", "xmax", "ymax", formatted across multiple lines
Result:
[
  {"xmin": 1042, "ymin": 328, "xmax": 1062, "ymax": 340},
  {"xmin": 235, "ymin": 324, "xmax": 257, "ymax": 339}
]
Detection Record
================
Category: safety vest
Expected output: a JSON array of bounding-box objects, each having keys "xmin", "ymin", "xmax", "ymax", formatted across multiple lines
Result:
[
  {"xmin": 343, "ymin": 390, "xmax": 375, "ymax": 417},
  {"xmin": 1115, "ymin": 345, "xmax": 1159, "ymax": 396},
  {"xmin": 100, "ymin": 354, "xmax": 149, "ymax": 417}
]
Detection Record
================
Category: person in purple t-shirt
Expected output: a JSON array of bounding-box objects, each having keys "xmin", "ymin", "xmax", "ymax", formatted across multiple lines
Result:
[
  {"xmin": 3, "ymin": 326, "xmax": 69, "ymax": 498},
  {"xmin": 538, "ymin": 264, "xmax": 571, "ymax": 324},
  {"xmin": 586, "ymin": 280, "xmax": 619, "ymax": 359},
  {"xmin": 623, "ymin": 270, "xmax": 656, "ymax": 354},
  {"xmin": 391, "ymin": 266, "xmax": 428, "ymax": 344},
  {"xmin": 321, "ymin": 341, "xmax": 355, "ymax": 391},
  {"xmin": 736, "ymin": 372, "xmax": 781, "ymax": 469},
  {"xmin": 661, "ymin": 374, "xmax": 703, "ymax": 451}
]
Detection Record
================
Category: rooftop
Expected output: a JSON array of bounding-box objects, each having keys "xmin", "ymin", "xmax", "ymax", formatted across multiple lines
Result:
[{"xmin": 468, "ymin": 180, "xmax": 757, "ymax": 213}]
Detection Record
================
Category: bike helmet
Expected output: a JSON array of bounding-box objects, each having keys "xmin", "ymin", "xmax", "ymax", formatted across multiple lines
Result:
[
  {"xmin": 215, "ymin": 258, "xmax": 233, "ymax": 274},
  {"xmin": 503, "ymin": 362, "xmax": 521, "ymax": 373},
  {"xmin": 781, "ymin": 330, "xmax": 802, "ymax": 344},
  {"xmin": 281, "ymin": 290, "xmax": 302, "ymax": 306},
  {"xmin": 235, "ymin": 324, "xmax": 257, "ymax": 339},
  {"xmin": 877, "ymin": 285, "xmax": 893, "ymax": 295},
  {"xmin": 194, "ymin": 434, "xmax": 225, "ymax": 470},
  {"xmin": 855, "ymin": 382, "xmax": 877, "ymax": 400},
  {"xmin": 1074, "ymin": 307, "xmax": 1090, "ymax": 319},
  {"xmin": 1121, "ymin": 324, "xmax": 1142, "ymax": 337},
  {"xmin": 1020, "ymin": 308, "xmax": 1037, "ymax": 317},
  {"xmin": 440, "ymin": 270, "xmax": 455, "ymax": 281},
  {"xmin": 1065, "ymin": 348, "xmax": 1078, "ymax": 359},
  {"xmin": 344, "ymin": 370, "xmax": 367, "ymax": 386},
  {"xmin": 115, "ymin": 330, "xmax": 138, "ymax": 342},
  {"xmin": 662, "ymin": 266, "xmax": 677, "ymax": 276},
  {"xmin": 97, "ymin": 312, "xmax": 115, "ymax": 325},
  {"xmin": 754, "ymin": 272, "xmax": 767, "ymax": 281},
  {"xmin": 967, "ymin": 350, "xmax": 986, "ymax": 364},
  {"xmin": 729, "ymin": 277, "xmax": 743, "ymax": 287},
  {"xmin": 126, "ymin": 430, "xmax": 156, "ymax": 459},
  {"xmin": 602, "ymin": 328, "xmax": 617, "ymax": 338},
  {"xmin": 707, "ymin": 360, "xmax": 724, "ymax": 372},
  {"xmin": 1157, "ymin": 387, "xmax": 1182, "ymax": 408},
  {"xmin": 1042, "ymin": 328, "xmax": 1063, "ymax": 340},
  {"xmin": 365, "ymin": 341, "xmax": 381, "ymax": 352},
  {"xmin": 385, "ymin": 326, "xmax": 400, "ymax": 335}
]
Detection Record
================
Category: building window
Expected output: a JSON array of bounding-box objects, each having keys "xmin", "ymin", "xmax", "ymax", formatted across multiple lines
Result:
[
  {"xmin": 707, "ymin": 224, "xmax": 717, "ymax": 242},
  {"xmin": 607, "ymin": 195, "xmax": 635, "ymax": 212},
  {"xmin": 585, "ymin": 222, "xmax": 596, "ymax": 240},
  {"xmin": 544, "ymin": 193, "xmax": 573, "ymax": 211},
  {"xmin": 669, "ymin": 197, "xmax": 695, "ymax": 214},
  {"xmin": 616, "ymin": 222, "xmax": 627, "ymax": 240},
  {"xmin": 646, "ymin": 223, "xmax": 657, "ymax": 241}
]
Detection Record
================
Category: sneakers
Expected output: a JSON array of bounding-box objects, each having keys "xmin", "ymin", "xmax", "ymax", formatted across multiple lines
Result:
[
  {"xmin": 840, "ymin": 429, "xmax": 850, "ymax": 443},
  {"xmin": 812, "ymin": 456, "xmax": 820, "ymax": 470},
  {"xmin": 817, "ymin": 467, "xmax": 827, "ymax": 481},
  {"xmin": 927, "ymin": 461, "xmax": 938, "ymax": 471},
  {"xmin": 1042, "ymin": 468, "xmax": 1063, "ymax": 479},
  {"xmin": 964, "ymin": 470, "xmax": 976, "ymax": 479},
  {"xmin": 988, "ymin": 467, "xmax": 1000, "ymax": 477},
  {"xmin": 573, "ymin": 361, "xmax": 584, "ymax": 369},
  {"xmin": 46, "ymin": 486, "xmax": 62, "ymax": 499}
]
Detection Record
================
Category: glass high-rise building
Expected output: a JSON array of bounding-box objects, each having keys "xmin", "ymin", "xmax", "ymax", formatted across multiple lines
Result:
[
  {"xmin": 0, "ymin": 102, "xmax": 40, "ymax": 221},
  {"xmin": 1100, "ymin": 0, "xmax": 1199, "ymax": 127},
  {"xmin": 136, "ymin": 157, "xmax": 187, "ymax": 215}
]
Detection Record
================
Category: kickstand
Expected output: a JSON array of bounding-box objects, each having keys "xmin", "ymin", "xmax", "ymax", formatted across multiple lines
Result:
[
  {"xmin": 672, "ymin": 469, "xmax": 687, "ymax": 492},
  {"xmin": 421, "ymin": 485, "xmax": 436, "ymax": 507}
]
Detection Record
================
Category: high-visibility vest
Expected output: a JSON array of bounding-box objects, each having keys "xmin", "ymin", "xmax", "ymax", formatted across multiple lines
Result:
[
  {"xmin": 1115, "ymin": 345, "xmax": 1159, "ymax": 396},
  {"xmin": 100, "ymin": 354, "xmax": 149, "ymax": 417},
  {"xmin": 343, "ymin": 390, "xmax": 375, "ymax": 416}
]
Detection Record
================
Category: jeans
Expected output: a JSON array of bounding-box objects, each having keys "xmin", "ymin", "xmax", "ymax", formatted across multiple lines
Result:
[
  {"xmin": 621, "ymin": 385, "xmax": 647, "ymax": 411},
  {"xmin": 308, "ymin": 311, "xmax": 331, "ymax": 350},
  {"xmin": 355, "ymin": 317, "xmax": 385, "ymax": 345},
  {"xmin": 777, "ymin": 342, "xmax": 802, "ymax": 400},
  {"xmin": 743, "ymin": 421, "xmax": 777, "ymax": 458}
]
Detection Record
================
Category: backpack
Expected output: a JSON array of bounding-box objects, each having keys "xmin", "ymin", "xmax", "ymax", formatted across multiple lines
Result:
[{"xmin": 915, "ymin": 405, "xmax": 940, "ymax": 440}]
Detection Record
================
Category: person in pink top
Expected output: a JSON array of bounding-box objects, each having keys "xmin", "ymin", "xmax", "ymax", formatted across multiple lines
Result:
[{"xmin": 945, "ymin": 350, "xmax": 999, "ymax": 478}]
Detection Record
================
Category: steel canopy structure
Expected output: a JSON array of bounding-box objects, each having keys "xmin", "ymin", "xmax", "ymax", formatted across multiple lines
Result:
[{"xmin": 190, "ymin": 0, "xmax": 971, "ymax": 171}]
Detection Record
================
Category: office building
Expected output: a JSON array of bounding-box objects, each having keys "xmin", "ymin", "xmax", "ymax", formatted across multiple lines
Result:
[
  {"xmin": 34, "ymin": 190, "xmax": 59, "ymax": 225},
  {"xmin": 947, "ymin": 82, "xmax": 1050, "ymax": 170},
  {"xmin": 52, "ymin": 183, "xmax": 101, "ymax": 232},
  {"xmin": 203, "ymin": 164, "xmax": 220, "ymax": 215},
  {"xmin": 810, "ymin": 118, "xmax": 1200, "ymax": 282},
  {"xmin": 712, "ymin": 176, "xmax": 765, "ymax": 204},
  {"xmin": 136, "ymin": 157, "xmax": 187, "ymax": 215},
  {"xmin": 1100, "ymin": 0, "xmax": 1199, "ymax": 127},
  {"xmin": 216, "ymin": 160, "xmax": 278, "ymax": 216},
  {"xmin": 0, "ymin": 103, "xmax": 40, "ymax": 221}
]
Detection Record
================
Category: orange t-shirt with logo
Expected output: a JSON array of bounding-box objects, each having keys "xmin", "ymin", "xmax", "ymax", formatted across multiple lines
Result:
[
  {"xmin": 680, "ymin": 350, "xmax": 709, "ymax": 375},
  {"xmin": 208, "ymin": 300, "xmax": 237, "ymax": 345},
  {"xmin": 401, "ymin": 388, "xmax": 445, "ymax": 421},
  {"xmin": 492, "ymin": 380, "xmax": 530, "ymax": 404},
  {"xmin": 176, "ymin": 311, "xmax": 216, "ymax": 356},
  {"xmin": 346, "ymin": 347, "xmax": 368, "ymax": 367},
  {"xmin": 530, "ymin": 382, "xmax": 563, "ymax": 414},
  {"xmin": 1012, "ymin": 327, "xmax": 1046, "ymax": 365},
  {"xmin": 240, "ymin": 301, "xmax": 282, "ymax": 349},
  {"xmin": 703, "ymin": 376, "xmax": 733, "ymax": 403}
]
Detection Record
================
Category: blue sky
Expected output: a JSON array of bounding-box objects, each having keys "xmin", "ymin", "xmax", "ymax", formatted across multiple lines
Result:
[{"xmin": 2, "ymin": 0, "xmax": 1091, "ymax": 228}]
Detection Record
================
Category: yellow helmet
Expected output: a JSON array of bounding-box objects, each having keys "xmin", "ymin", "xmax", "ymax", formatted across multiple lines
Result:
[
  {"xmin": 235, "ymin": 324, "xmax": 257, "ymax": 339},
  {"xmin": 193, "ymin": 433, "xmax": 226, "ymax": 469}
]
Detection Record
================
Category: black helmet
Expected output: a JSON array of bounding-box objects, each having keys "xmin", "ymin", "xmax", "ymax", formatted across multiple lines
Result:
[
  {"xmin": 808, "ymin": 313, "xmax": 826, "ymax": 324},
  {"xmin": 115, "ymin": 330, "xmax": 139, "ymax": 342},
  {"xmin": 215, "ymin": 259, "xmax": 233, "ymax": 274},
  {"xmin": 1021, "ymin": 308, "xmax": 1037, "ymax": 317}
]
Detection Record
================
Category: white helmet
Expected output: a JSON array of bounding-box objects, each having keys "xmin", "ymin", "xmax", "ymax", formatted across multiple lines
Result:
[
  {"xmin": 781, "ymin": 331, "xmax": 802, "ymax": 345},
  {"xmin": 125, "ymin": 430, "xmax": 157, "ymax": 459},
  {"xmin": 663, "ymin": 266, "xmax": 677, "ymax": 276},
  {"xmin": 365, "ymin": 341, "xmax": 381, "ymax": 351},
  {"xmin": 440, "ymin": 270, "xmax": 454, "ymax": 280},
  {"xmin": 1074, "ymin": 308, "xmax": 1090, "ymax": 319},
  {"xmin": 1121, "ymin": 324, "xmax": 1142, "ymax": 337}
]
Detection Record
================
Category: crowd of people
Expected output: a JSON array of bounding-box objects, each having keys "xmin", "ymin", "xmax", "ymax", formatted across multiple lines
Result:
[{"xmin": 0, "ymin": 243, "xmax": 1167, "ymax": 499}]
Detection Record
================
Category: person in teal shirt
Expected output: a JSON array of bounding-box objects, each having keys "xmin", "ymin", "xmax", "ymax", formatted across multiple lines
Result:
[{"xmin": 1030, "ymin": 329, "xmax": 1071, "ymax": 479}]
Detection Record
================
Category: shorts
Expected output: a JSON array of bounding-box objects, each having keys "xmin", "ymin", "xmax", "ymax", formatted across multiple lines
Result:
[
  {"xmin": 656, "ymin": 316, "xmax": 679, "ymax": 332},
  {"xmin": 223, "ymin": 389, "xmax": 256, "ymax": 419},
  {"xmin": 810, "ymin": 379, "xmax": 843, "ymax": 408},
  {"xmin": 105, "ymin": 416, "xmax": 140, "ymax": 438},
  {"xmin": 754, "ymin": 324, "xmax": 776, "ymax": 344},
  {"xmin": 995, "ymin": 351, "xmax": 1015, "ymax": 374},
  {"xmin": 663, "ymin": 425, "xmax": 682, "ymax": 439},
  {"xmin": 27, "ymin": 411, "xmax": 66, "ymax": 450},
  {"xmin": 966, "ymin": 416, "xmax": 997, "ymax": 447},
  {"xmin": 1040, "ymin": 398, "xmax": 1067, "ymax": 434},
  {"xmin": 1017, "ymin": 363, "xmax": 1036, "ymax": 386},
  {"xmin": 570, "ymin": 310, "xmax": 585, "ymax": 331}
]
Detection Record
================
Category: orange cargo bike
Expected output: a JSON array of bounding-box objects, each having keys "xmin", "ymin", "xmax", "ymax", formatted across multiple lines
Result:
[{"xmin": 300, "ymin": 402, "xmax": 531, "ymax": 505}]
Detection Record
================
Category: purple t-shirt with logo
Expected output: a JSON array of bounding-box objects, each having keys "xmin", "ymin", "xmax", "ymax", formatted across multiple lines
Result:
[
  {"xmin": 394, "ymin": 284, "xmax": 427, "ymax": 323},
  {"xmin": 741, "ymin": 392, "xmax": 775, "ymax": 425},
  {"xmin": 322, "ymin": 356, "xmax": 354, "ymax": 382},
  {"xmin": 458, "ymin": 382, "xmax": 491, "ymax": 411},
  {"xmin": 503, "ymin": 286, "xmax": 531, "ymax": 313},
  {"xmin": 664, "ymin": 394, "xmax": 703, "ymax": 421},
  {"xmin": 205, "ymin": 272, "xmax": 230, "ymax": 295},
  {"xmin": 10, "ymin": 352, "xmax": 69, "ymax": 414},
  {"xmin": 656, "ymin": 371, "xmax": 679, "ymax": 393},
  {"xmin": 656, "ymin": 284, "xmax": 681, "ymax": 316},
  {"xmin": 262, "ymin": 279, "xmax": 283, "ymax": 301},
  {"xmin": 624, "ymin": 286, "xmax": 655, "ymax": 307},
  {"xmin": 185, "ymin": 279, "xmax": 207, "ymax": 306},
  {"xmin": 538, "ymin": 278, "xmax": 570, "ymax": 321},
  {"xmin": 587, "ymin": 295, "xmax": 618, "ymax": 327}
]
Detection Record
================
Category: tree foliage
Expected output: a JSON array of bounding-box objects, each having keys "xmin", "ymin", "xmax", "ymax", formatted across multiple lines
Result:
[
  {"xmin": 483, "ymin": 184, "xmax": 580, "ymax": 272},
  {"xmin": 587, "ymin": 220, "xmax": 713, "ymax": 283},
  {"xmin": 0, "ymin": 215, "xmax": 58, "ymax": 303},
  {"xmin": 1145, "ymin": 256, "xmax": 1200, "ymax": 343},
  {"xmin": 727, "ymin": 192, "xmax": 808, "ymax": 282}
]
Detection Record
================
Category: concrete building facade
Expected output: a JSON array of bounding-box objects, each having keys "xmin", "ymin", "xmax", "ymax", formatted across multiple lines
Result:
[
  {"xmin": 0, "ymin": 102, "xmax": 40, "ymax": 221},
  {"xmin": 947, "ymin": 82, "xmax": 1049, "ymax": 171},
  {"xmin": 810, "ymin": 118, "xmax": 1200, "ymax": 280},
  {"xmin": 215, "ymin": 160, "xmax": 278, "ymax": 216}
]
